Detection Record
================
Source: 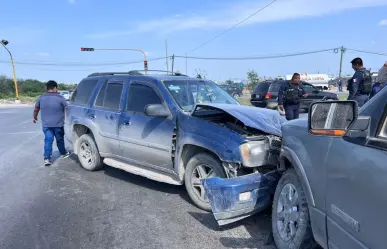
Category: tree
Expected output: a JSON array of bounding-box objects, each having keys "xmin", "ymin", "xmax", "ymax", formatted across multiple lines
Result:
[
  {"xmin": 246, "ymin": 70, "xmax": 260, "ymax": 92},
  {"xmin": 194, "ymin": 69, "xmax": 207, "ymax": 79},
  {"xmin": 225, "ymin": 79, "xmax": 234, "ymax": 85}
]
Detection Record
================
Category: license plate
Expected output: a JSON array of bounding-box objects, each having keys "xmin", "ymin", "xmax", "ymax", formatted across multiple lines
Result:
[{"xmin": 256, "ymin": 95, "xmax": 260, "ymax": 98}]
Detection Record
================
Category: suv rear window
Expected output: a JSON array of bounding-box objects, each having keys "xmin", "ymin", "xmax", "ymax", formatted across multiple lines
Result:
[
  {"xmin": 268, "ymin": 81, "xmax": 286, "ymax": 93},
  {"xmin": 254, "ymin": 82, "xmax": 270, "ymax": 93},
  {"xmin": 71, "ymin": 79, "xmax": 99, "ymax": 105}
]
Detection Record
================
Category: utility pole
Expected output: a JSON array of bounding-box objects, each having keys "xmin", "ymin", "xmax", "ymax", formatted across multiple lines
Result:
[
  {"xmin": 185, "ymin": 53, "xmax": 188, "ymax": 75},
  {"xmin": 165, "ymin": 40, "xmax": 169, "ymax": 72},
  {"xmin": 171, "ymin": 54, "xmax": 175, "ymax": 74},
  {"xmin": 1, "ymin": 39, "xmax": 19, "ymax": 102},
  {"xmin": 338, "ymin": 46, "xmax": 346, "ymax": 80}
]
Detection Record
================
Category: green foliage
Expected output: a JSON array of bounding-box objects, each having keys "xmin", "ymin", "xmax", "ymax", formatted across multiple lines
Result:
[
  {"xmin": 0, "ymin": 75, "xmax": 75, "ymax": 100},
  {"xmin": 246, "ymin": 70, "xmax": 260, "ymax": 91}
]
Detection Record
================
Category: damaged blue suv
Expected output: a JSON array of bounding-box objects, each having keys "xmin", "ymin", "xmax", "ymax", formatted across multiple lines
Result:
[{"xmin": 65, "ymin": 71, "xmax": 285, "ymax": 211}]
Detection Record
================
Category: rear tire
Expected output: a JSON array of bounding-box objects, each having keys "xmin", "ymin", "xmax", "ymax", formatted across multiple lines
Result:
[
  {"xmin": 184, "ymin": 153, "xmax": 226, "ymax": 211},
  {"xmin": 272, "ymin": 169, "xmax": 318, "ymax": 249},
  {"xmin": 77, "ymin": 134, "xmax": 104, "ymax": 171}
]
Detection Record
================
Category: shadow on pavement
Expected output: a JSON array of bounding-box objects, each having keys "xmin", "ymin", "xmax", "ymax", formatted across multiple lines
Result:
[
  {"xmin": 102, "ymin": 165, "xmax": 193, "ymax": 205},
  {"xmin": 188, "ymin": 208, "xmax": 276, "ymax": 249}
]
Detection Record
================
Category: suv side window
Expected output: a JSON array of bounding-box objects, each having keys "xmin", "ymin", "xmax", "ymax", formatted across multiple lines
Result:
[
  {"xmin": 71, "ymin": 79, "xmax": 99, "ymax": 105},
  {"xmin": 303, "ymin": 84, "xmax": 316, "ymax": 93},
  {"xmin": 126, "ymin": 83, "xmax": 162, "ymax": 113},
  {"xmin": 95, "ymin": 80, "xmax": 124, "ymax": 110}
]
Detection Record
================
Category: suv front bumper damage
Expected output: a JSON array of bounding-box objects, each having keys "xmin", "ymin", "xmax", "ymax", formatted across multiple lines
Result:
[{"xmin": 201, "ymin": 171, "xmax": 280, "ymax": 226}]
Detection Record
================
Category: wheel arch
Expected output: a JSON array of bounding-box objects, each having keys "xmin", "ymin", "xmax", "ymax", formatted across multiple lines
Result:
[
  {"xmin": 177, "ymin": 144, "xmax": 223, "ymax": 182},
  {"xmin": 279, "ymin": 146, "xmax": 315, "ymax": 207}
]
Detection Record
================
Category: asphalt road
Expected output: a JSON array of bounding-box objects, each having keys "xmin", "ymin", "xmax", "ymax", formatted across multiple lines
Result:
[{"xmin": 0, "ymin": 107, "xmax": 277, "ymax": 249}]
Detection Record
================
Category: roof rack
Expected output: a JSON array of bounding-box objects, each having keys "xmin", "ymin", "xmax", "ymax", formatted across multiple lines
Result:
[{"xmin": 87, "ymin": 70, "xmax": 187, "ymax": 77}]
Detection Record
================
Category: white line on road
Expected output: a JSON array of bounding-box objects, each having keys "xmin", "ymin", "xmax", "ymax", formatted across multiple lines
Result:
[{"xmin": 0, "ymin": 131, "xmax": 40, "ymax": 135}]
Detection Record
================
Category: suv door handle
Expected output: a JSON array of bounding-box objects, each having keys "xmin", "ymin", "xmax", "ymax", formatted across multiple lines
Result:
[{"xmin": 89, "ymin": 114, "xmax": 96, "ymax": 119}]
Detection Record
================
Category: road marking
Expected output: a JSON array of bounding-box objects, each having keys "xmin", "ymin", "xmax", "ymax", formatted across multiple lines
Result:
[{"xmin": 0, "ymin": 131, "xmax": 40, "ymax": 135}]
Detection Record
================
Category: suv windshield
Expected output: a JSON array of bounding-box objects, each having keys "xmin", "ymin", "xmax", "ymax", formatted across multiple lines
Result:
[{"xmin": 163, "ymin": 80, "xmax": 239, "ymax": 111}]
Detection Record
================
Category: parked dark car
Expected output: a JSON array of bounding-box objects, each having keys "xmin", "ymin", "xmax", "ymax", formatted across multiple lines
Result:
[
  {"xmin": 65, "ymin": 71, "xmax": 285, "ymax": 212},
  {"xmin": 251, "ymin": 80, "xmax": 338, "ymax": 112},
  {"xmin": 219, "ymin": 84, "xmax": 243, "ymax": 99},
  {"xmin": 250, "ymin": 80, "xmax": 273, "ymax": 107},
  {"xmin": 203, "ymin": 86, "xmax": 387, "ymax": 249}
]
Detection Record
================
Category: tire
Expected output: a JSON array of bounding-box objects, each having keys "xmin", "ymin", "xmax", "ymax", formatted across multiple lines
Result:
[
  {"xmin": 184, "ymin": 153, "xmax": 226, "ymax": 211},
  {"xmin": 233, "ymin": 93, "xmax": 240, "ymax": 99},
  {"xmin": 77, "ymin": 134, "xmax": 104, "ymax": 171},
  {"xmin": 272, "ymin": 169, "xmax": 318, "ymax": 249}
]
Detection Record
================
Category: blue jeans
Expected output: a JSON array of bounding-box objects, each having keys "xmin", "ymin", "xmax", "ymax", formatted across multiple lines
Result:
[
  {"xmin": 284, "ymin": 104, "xmax": 300, "ymax": 120},
  {"xmin": 42, "ymin": 127, "xmax": 67, "ymax": 160}
]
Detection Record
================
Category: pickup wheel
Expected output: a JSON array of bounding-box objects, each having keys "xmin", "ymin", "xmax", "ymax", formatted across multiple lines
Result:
[
  {"xmin": 185, "ymin": 153, "xmax": 226, "ymax": 211},
  {"xmin": 232, "ymin": 93, "xmax": 240, "ymax": 99},
  {"xmin": 77, "ymin": 134, "xmax": 104, "ymax": 171},
  {"xmin": 272, "ymin": 169, "xmax": 318, "ymax": 249}
]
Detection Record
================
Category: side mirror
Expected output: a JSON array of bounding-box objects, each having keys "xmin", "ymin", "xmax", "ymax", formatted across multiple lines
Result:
[
  {"xmin": 308, "ymin": 100, "xmax": 358, "ymax": 136},
  {"xmin": 144, "ymin": 104, "xmax": 169, "ymax": 118}
]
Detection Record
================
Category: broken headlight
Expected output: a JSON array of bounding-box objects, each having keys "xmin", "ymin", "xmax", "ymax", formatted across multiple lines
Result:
[{"xmin": 239, "ymin": 140, "xmax": 270, "ymax": 167}]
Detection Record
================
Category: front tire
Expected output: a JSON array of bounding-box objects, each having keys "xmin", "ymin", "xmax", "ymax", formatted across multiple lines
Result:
[
  {"xmin": 233, "ymin": 93, "xmax": 240, "ymax": 99},
  {"xmin": 184, "ymin": 153, "xmax": 226, "ymax": 211},
  {"xmin": 77, "ymin": 134, "xmax": 104, "ymax": 171},
  {"xmin": 272, "ymin": 169, "xmax": 318, "ymax": 249}
]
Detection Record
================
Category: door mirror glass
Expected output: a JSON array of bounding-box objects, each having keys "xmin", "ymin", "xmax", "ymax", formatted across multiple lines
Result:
[
  {"xmin": 144, "ymin": 104, "xmax": 169, "ymax": 117},
  {"xmin": 308, "ymin": 100, "xmax": 358, "ymax": 136}
]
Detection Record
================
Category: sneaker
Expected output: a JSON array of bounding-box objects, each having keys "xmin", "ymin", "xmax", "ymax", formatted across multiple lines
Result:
[
  {"xmin": 44, "ymin": 159, "xmax": 51, "ymax": 166},
  {"xmin": 61, "ymin": 152, "xmax": 71, "ymax": 159}
]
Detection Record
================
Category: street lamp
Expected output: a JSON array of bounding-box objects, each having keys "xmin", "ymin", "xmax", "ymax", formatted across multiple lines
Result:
[{"xmin": 1, "ymin": 39, "xmax": 19, "ymax": 101}]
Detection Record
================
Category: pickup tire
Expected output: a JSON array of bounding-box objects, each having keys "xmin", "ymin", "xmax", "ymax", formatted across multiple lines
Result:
[
  {"xmin": 272, "ymin": 169, "xmax": 318, "ymax": 249},
  {"xmin": 185, "ymin": 153, "xmax": 226, "ymax": 211},
  {"xmin": 77, "ymin": 134, "xmax": 104, "ymax": 171}
]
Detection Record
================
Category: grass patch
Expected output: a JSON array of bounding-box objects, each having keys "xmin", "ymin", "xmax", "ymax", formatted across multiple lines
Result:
[
  {"xmin": 238, "ymin": 98, "xmax": 252, "ymax": 106},
  {"xmin": 1, "ymin": 95, "xmax": 39, "ymax": 103}
]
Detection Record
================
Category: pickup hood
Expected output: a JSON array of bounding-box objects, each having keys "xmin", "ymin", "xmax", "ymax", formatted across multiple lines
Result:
[
  {"xmin": 192, "ymin": 103, "xmax": 286, "ymax": 137},
  {"xmin": 318, "ymin": 91, "xmax": 338, "ymax": 99}
]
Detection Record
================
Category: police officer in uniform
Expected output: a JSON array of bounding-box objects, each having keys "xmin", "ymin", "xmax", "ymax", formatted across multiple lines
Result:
[
  {"xmin": 347, "ymin": 57, "xmax": 372, "ymax": 107},
  {"xmin": 278, "ymin": 73, "xmax": 306, "ymax": 120}
]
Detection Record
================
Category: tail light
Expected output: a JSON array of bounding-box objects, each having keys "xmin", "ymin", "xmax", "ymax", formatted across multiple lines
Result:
[{"xmin": 265, "ymin": 93, "xmax": 272, "ymax": 100}]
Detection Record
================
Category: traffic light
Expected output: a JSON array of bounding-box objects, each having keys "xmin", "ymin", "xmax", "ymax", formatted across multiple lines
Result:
[
  {"xmin": 144, "ymin": 60, "xmax": 148, "ymax": 71},
  {"xmin": 81, "ymin": 47, "xmax": 94, "ymax": 51}
]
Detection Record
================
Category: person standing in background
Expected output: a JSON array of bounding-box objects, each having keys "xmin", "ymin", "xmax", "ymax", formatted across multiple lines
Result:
[
  {"xmin": 370, "ymin": 61, "xmax": 387, "ymax": 98},
  {"xmin": 33, "ymin": 80, "xmax": 70, "ymax": 166},
  {"xmin": 338, "ymin": 79, "xmax": 343, "ymax": 92},
  {"xmin": 278, "ymin": 73, "xmax": 306, "ymax": 120},
  {"xmin": 347, "ymin": 57, "xmax": 372, "ymax": 107}
]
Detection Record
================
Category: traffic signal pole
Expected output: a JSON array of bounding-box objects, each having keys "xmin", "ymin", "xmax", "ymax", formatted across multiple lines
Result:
[{"xmin": 81, "ymin": 47, "xmax": 148, "ymax": 73}]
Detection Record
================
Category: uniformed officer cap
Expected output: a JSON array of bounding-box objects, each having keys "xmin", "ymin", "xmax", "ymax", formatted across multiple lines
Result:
[{"xmin": 350, "ymin": 57, "xmax": 363, "ymax": 66}]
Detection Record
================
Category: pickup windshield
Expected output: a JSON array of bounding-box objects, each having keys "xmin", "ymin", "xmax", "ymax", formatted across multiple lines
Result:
[{"xmin": 163, "ymin": 80, "xmax": 239, "ymax": 111}]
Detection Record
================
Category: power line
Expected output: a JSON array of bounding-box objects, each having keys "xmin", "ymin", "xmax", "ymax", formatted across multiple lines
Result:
[
  {"xmin": 347, "ymin": 48, "xmax": 387, "ymax": 57},
  {"xmin": 176, "ymin": 48, "xmax": 339, "ymax": 60},
  {"xmin": 0, "ymin": 56, "xmax": 167, "ymax": 67},
  {"xmin": 187, "ymin": 0, "xmax": 277, "ymax": 54}
]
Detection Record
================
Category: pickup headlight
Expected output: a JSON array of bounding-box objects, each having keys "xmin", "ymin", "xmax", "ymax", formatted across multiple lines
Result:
[{"xmin": 239, "ymin": 141, "xmax": 270, "ymax": 167}]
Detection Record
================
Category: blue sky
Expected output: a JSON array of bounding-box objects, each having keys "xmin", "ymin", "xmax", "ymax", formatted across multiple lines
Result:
[{"xmin": 1, "ymin": 0, "xmax": 387, "ymax": 83}]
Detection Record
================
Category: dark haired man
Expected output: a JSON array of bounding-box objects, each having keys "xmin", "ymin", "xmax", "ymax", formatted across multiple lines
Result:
[
  {"xmin": 33, "ymin": 80, "xmax": 70, "ymax": 166},
  {"xmin": 347, "ymin": 57, "xmax": 372, "ymax": 107},
  {"xmin": 278, "ymin": 73, "xmax": 306, "ymax": 120}
]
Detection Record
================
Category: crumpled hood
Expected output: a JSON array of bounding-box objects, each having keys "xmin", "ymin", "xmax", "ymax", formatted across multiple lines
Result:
[{"xmin": 193, "ymin": 103, "xmax": 287, "ymax": 137}]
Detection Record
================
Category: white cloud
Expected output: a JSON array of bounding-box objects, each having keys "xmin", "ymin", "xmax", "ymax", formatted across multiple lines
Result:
[
  {"xmin": 86, "ymin": 0, "xmax": 387, "ymax": 38},
  {"xmin": 378, "ymin": 19, "xmax": 387, "ymax": 26}
]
